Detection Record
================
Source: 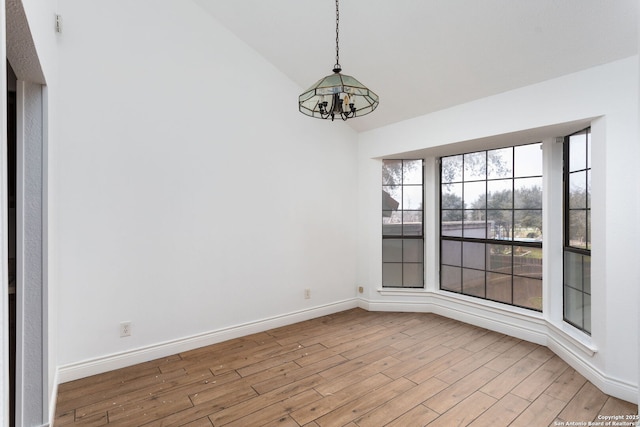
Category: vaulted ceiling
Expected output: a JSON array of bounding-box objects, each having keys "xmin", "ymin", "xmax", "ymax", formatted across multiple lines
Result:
[{"xmin": 195, "ymin": 0, "xmax": 638, "ymax": 132}]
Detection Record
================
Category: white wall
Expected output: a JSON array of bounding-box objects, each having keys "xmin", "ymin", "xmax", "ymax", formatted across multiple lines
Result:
[
  {"xmin": 55, "ymin": 0, "xmax": 358, "ymax": 374},
  {"xmin": 357, "ymin": 57, "xmax": 640, "ymax": 403}
]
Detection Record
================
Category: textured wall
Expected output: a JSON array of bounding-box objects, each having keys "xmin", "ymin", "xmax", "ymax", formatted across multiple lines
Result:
[{"xmin": 5, "ymin": 0, "xmax": 45, "ymax": 84}]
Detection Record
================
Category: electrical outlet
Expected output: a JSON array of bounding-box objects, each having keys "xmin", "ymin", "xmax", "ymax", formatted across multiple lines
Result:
[
  {"xmin": 304, "ymin": 289, "xmax": 311, "ymax": 299},
  {"xmin": 358, "ymin": 286, "xmax": 364, "ymax": 294},
  {"xmin": 120, "ymin": 321, "xmax": 132, "ymax": 337}
]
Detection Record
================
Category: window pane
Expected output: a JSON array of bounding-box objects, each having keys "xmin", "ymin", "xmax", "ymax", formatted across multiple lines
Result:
[
  {"xmin": 514, "ymin": 277, "xmax": 542, "ymax": 310},
  {"xmin": 583, "ymin": 255, "xmax": 591, "ymax": 294},
  {"xmin": 403, "ymin": 160, "xmax": 423, "ymax": 185},
  {"xmin": 569, "ymin": 132, "xmax": 587, "ymax": 172},
  {"xmin": 463, "ymin": 215, "xmax": 487, "ymax": 238},
  {"xmin": 462, "ymin": 268, "xmax": 485, "ymax": 298},
  {"xmin": 569, "ymin": 210, "xmax": 588, "ymax": 249},
  {"xmin": 487, "ymin": 244, "xmax": 512, "ymax": 274},
  {"xmin": 382, "ymin": 160, "xmax": 403, "ymax": 185},
  {"xmin": 462, "ymin": 242, "xmax": 485, "ymax": 270},
  {"xmin": 403, "ymin": 239, "xmax": 423, "ymax": 263},
  {"xmin": 383, "ymin": 263, "xmax": 402, "ymax": 287},
  {"xmin": 488, "ymin": 210, "xmax": 512, "ymax": 240},
  {"xmin": 514, "ymin": 210, "xmax": 542, "ymax": 241},
  {"xmin": 564, "ymin": 251, "xmax": 582, "ymax": 290},
  {"xmin": 441, "ymin": 155, "xmax": 462, "ymax": 183},
  {"xmin": 382, "ymin": 239, "xmax": 402, "ymax": 262},
  {"xmin": 403, "ymin": 185, "xmax": 422, "ymax": 210},
  {"xmin": 441, "ymin": 183, "xmax": 463, "ymax": 209},
  {"xmin": 464, "ymin": 181, "xmax": 485, "ymax": 209},
  {"xmin": 487, "ymin": 179, "xmax": 512, "ymax": 209},
  {"xmin": 487, "ymin": 272, "xmax": 512, "ymax": 304},
  {"xmin": 382, "ymin": 186, "xmax": 401, "ymax": 211},
  {"xmin": 403, "ymin": 263, "xmax": 423, "ymax": 287},
  {"xmin": 441, "ymin": 212, "xmax": 463, "ymax": 236},
  {"xmin": 513, "ymin": 247, "xmax": 542, "ymax": 278},
  {"xmin": 514, "ymin": 143, "xmax": 542, "ymax": 177},
  {"xmin": 586, "ymin": 170, "xmax": 591, "ymax": 209},
  {"xmin": 564, "ymin": 286, "xmax": 583, "ymax": 328},
  {"xmin": 587, "ymin": 211, "xmax": 591, "ymax": 251},
  {"xmin": 441, "ymin": 266, "xmax": 461, "ymax": 292},
  {"xmin": 403, "ymin": 211, "xmax": 423, "ymax": 236},
  {"xmin": 487, "ymin": 147, "xmax": 513, "ymax": 179},
  {"xmin": 569, "ymin": 171, "xmax": 587, "ymax": 209},
  {"xmin": 382, "ymin": 211, "xmax": 402, "ymax": 236},
  {"xmin": 441, "ymin": 240, "xmax": 461, "ymax": 266},
  {"xmin": 583, "ymin": 294, "xmax": 591, "ymax": 333},
  {"xmin": 586, "ymin": 131, "xmax": 591, "ymax": 169},
  {"xmin": 514, "ymin": 177, "xmax": 542, "ymax": 209},
  {"xmin": 465, "ymin": 209, "xmax": 486, "ymax": 222},
  {"xmin": 464, "ymin": 151, "xmax": 486, "ymax": 181}
]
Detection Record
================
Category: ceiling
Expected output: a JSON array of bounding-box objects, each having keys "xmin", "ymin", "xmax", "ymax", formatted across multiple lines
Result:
[{"xmin": 194, "ymin": 0, "xmax": 638, "ymax": 133}]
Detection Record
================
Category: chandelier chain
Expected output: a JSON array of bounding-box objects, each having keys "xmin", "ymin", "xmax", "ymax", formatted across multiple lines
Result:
[{"xmin": 335, "ymin": 0, "xmax": 340, "ymax": 69}]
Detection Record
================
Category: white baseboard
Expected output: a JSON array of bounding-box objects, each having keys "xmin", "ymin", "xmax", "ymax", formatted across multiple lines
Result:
[
  {"xmin": 57, "ymin": 298, "xmax": 358, "ymax": 384},
  {"xmin": 360, "ymin": 293, "xmax": 638, "ymax": 405},
  {"xmin": 545, "ymin": 334, "xmax": 638, "ymax": 404},
  {"xmin": 55, "ymin": 295, "xmax": 637, "ymax": 406},
  {"xmin": 360, "ymin": 292, "xmax": 549, "ymax": 346}
]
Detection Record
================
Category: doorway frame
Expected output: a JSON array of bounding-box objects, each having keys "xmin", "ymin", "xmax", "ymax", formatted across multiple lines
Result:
[
  {"xmin": 3, "ymin": 0, "xmax": 50, "ymax": 423},
  {"xmin": 14, "ymin": 79, "xmax": 48, "ymax": 427}
]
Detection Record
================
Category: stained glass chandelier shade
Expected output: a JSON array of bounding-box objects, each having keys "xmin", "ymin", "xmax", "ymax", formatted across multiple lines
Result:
[{"xmin": 298, "ymin": 0, "xmax": 379, "ymax": 121}]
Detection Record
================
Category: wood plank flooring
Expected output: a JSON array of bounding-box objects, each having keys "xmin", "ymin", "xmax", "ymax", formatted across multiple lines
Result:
[{"xmin": 54, "ymin": 309, "xmax": 638, "ymax": 426}]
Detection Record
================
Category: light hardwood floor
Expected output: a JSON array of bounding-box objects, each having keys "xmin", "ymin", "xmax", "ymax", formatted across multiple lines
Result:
[{"xmin": 54, "ymin": 309, "xmax": 638, "ymax": 426}]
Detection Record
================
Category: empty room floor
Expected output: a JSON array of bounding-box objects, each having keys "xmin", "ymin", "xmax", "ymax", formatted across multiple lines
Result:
[{"xmin": 54, "ymin": 308, "xmax": 638, "ymax": 426}]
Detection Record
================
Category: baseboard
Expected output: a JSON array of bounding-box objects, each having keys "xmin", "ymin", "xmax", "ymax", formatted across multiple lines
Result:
[
  {"xmin": 361, "ymin": 293, "xmax": 548, "ymax": 347},
  {"xmin": 359, "ymin": 294, "xmax": 639, "ymax": 404},
  {"xmin": 546, "ymin": 330, "xmax": 638, "ymax": 404},
  {"xmin": 55, "ymin": 295, "xmax": 637, "ymax": 406},
  {"xmin": 57, "ymin": 298, "xmax": 358, "ymax": 383}
]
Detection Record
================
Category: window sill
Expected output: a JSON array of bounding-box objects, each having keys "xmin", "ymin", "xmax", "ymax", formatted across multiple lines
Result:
[
  {"xmin": 547, "ymin": 320, "xmax": 597, "ymax": 357},
  {"xmin": 377, "ymin": 288, "xmax": 429, "ymax": 297},
  {"xmin": 377, "ymin": 287, "xmax": 544, "ymax": 320}
]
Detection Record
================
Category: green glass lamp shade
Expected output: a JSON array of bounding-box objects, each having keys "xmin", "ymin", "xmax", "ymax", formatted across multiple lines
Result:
[{"xmin": 298, "ymin": 69, "xmax": 379, "ymax": 121}]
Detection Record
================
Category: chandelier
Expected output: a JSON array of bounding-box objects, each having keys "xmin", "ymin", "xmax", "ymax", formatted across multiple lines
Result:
[{"xmin": 298, "ymin": 0, "xmax": 379, "ymax": 121}]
